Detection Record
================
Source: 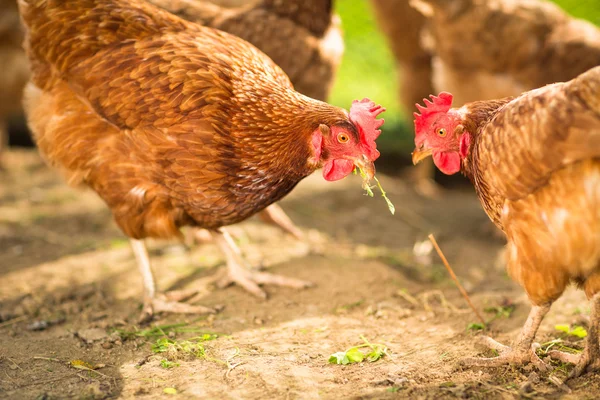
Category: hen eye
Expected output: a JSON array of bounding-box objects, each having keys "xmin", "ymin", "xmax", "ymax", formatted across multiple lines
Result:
[
  {"xmin": 437, "ymin": 128, "xmax": 447, "ymax": 137},
  {"xmin": 337, "ymin": 133, "xmax": 350, "ymax": 143}
]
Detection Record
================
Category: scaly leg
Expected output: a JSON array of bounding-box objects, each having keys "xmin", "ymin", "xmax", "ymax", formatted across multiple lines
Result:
[
  {"xmin": 258, "ymin": 204, "xmax": 304, "ymax": 240},
  {"xmin": 211, "ymin": 228, "xmax": 313, "ymax": 299},
  {"xmin": 549, "ymin": 293, "xmax": 600, "ymax": 378},
  {"xmin": 130, "ymin": 239, "xmax": 216, "ymax": 322},
  {"xmin": 462, "ymin": 304, "xmax": 551, "ymax": 372}
]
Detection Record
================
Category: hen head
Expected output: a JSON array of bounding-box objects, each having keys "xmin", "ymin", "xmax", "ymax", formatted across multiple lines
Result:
[
  {"xmin": 412, "ymin": 92, "xmax": 469, "ymax": 175},
  {"xmin": 313, "ymin": 99, "xmax": 385, "ymax": 181}
]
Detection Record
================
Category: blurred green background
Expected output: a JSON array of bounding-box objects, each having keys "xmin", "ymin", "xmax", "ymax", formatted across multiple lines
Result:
[{"xmin": 329, "ymin": 0, "xmax": 600, "ymax": 156}]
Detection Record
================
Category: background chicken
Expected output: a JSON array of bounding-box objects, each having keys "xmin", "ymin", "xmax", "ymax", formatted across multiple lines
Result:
[
  {"xmin": 369, "ymin": 0, "xmax": 438, "ymax": 196},
  {"xmin": 0, "ymin": 0, "xmax": 29, "ymax": 166},
  {"xmin": 411, "ymin": 66, "xmax": 600, "ymax": 377},
  {"xmin": 412, "ymin": 0, "xmax": 600, "ymax": 106},
  {"xmin": 18, "ymin": 0, "xmax": 384, "ymax": 320}
]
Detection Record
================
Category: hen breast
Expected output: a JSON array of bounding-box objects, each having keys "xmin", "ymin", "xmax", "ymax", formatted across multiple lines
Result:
[{"xmin": 504, "ymin": 160, "xmax": 600, "ymax": 305}]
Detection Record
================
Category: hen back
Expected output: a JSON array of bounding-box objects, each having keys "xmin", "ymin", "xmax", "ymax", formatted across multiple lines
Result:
[
  {"xmin": 19, "ymin": 0, "xmax": 347, "ymax": 240},
  {"xmin": 414, "ymin": 0, "xmax": 600, "ymax": 106},
  {"xmin": 464, "ymin": 66, "xmax": 600, "ymax": 304},
  {"xmin": 148, "ymin": 0, "xmax": 343, "ymax": 101}
]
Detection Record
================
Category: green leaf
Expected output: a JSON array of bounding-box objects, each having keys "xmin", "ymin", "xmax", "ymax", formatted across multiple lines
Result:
[
  {"xmin": 160, "ymin": 359, "xmax": 180, "ymax": 369},
  {"xmin": 163, "ymin": 387, "xmax": 177, "ymax": 395},
  {"xmin": 555, "ymin": 324, "xmax": 587, "ymax": 338},
  {"xmin": 570, "ymin": 326, "xmax": 588, "ymax": 338},
  {"xmin": 345, "ymin": 348, "xmax": 365, "ymax": 363},
  {"xmin": 366, "ymin": 345, "xmax": 385, "ymax": 362},
  {"xmin": 151, "ymin": 338, "xmax": 175, "ymax": 353},
  {"xmin": 328, "ymin": 352, "xmax": 349, "ymax": 365},
  {"xmin": 467, "ymin": 323, "xmax": 485, "ymax": 331}
]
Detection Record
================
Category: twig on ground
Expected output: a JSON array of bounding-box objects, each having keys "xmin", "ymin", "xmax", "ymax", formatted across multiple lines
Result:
[
  {"xmin": 0, "ymin": 315, "xmax": 27, "ymax": 328},
  {"xmin": 428, "ymin": 234, "xmax": 486, "ymax": 326}
]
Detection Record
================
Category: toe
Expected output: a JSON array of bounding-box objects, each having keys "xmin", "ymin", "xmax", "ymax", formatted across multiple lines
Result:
[
  {"xmin": 548, "ymin": 350, "xmax": 580, "ymax": 365},
  {"xmin": 252, "ymin": 271, "xmax": 314, "ymax": 289},
  {"xmin": 478, "ymin": 336, "xmax": 511, "ymax": 353},
  {"xmin": 153, "ymin": 298, "xmax": 217, "ymax": 315}
]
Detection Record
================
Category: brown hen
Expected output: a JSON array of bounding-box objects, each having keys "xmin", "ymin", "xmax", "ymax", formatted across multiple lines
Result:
[
  {"xmin": 412, "ymin": 66, "xmax": 600, "ymax": 377},
  {"xmin": 147, "ymin": 0, "xmax": 344, "ymax": 240},
  {"xmin": 18, "ymin": 0, "xmax": 385, "ymax": 320}
]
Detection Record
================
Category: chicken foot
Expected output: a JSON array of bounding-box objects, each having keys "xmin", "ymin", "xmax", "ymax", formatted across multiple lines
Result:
[
  {"xmin": 549, "ymin": 293, "xmax": 600, "ymax": 378},
  {"xmin": 130, "ymin": 239, "xmax": 217, "ymax": 323},
  {"xmin": 211, "ymin": 228, "xmax": 313, "ymax": 299},
  {"xmin": 461, "ymin": 304, "xmax": 551, "ymax": 372}
]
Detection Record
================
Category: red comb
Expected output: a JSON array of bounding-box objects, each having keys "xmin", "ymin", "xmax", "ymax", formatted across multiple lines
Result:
[
  {"xmin": 349, "ymin": 98, "xmax": 386, "ymax": 161},
  {"xmin": 414, "ymin": 92, "xmax": 453, "ymax": 141}
]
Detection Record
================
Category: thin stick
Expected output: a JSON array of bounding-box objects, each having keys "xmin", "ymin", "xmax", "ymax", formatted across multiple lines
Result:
[
  {"xmin": 428, "ymin": 234, "xmax": 486, "ymax": 326},
  {"xmin": 0, "ymin": 315, "xmax": 27, "ymax": 328}
]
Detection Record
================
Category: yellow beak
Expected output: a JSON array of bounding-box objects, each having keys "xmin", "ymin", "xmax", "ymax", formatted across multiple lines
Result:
[{"xmin": 411, "ymin": 147, "xmax": 433, "ymax": 165}]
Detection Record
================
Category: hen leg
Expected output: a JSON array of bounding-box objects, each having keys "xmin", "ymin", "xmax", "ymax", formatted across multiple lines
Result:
[
  {"xmin": 211, "ymin": 228, "xmax": 313, "ymax": 299},
  {"xmin": 549, "ymin": 293, "xmax": 600, "ymax": 378},
  {"xmin": 187, "ymin": 204, "xmax": 303, "ymax": 247},
  {"xmin": 462, "ymin": 304, "xmax": 551, "ymax": 371},
  {"xmin": 258, "ymin": 204, "xmax": 304, "ymax": 240},
  {"xmin": 130, "ymin": 239, "xmax": 216, "ymax": 322}
]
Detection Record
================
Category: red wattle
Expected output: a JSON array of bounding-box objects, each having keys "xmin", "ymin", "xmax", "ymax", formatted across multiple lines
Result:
[
  {"xmin": 323, "ymin": 159, "xmax": 355, "ymax": 181},
  {"xmin": 433, "ymin": 151, "xmax": 461, "ymax": 175}
]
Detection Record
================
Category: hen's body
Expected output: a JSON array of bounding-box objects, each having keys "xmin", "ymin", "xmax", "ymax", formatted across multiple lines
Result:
[
  {"xmin": 414, "ymin": 0, "xmax": 600, "ymax": 106},
  {"xmin": 22, "ymin": 0, "xmax": 342, "ymax": 238},
  {"xmin": 148, "ymin": 0, "xmax": 343, "ymax": 101},
  {"xmin": 413, "ymin": 66, "xmax": 600, "ymax": 376},
  {"xmin": 463, "ymin": 69, "xmax": 600, "ymax": 302},
  {"xmin": 19, "ymin": 0, "xmax": 377, "ymax": 320},
  {"xmin": 459, "ymin": 67, "xmax": 600, "ymax": 374}
]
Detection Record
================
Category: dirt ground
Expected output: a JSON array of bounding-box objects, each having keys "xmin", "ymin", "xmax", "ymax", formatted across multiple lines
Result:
[{"xmin": 1, "ymin": 149, "xmax": 598, "ymax": 399}]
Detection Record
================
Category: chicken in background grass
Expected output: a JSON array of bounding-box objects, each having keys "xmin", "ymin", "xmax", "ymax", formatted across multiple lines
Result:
[
  {"xmin": 369, "ymin": 0, "xmax": 439, "ymax": 197},
  {"xmin": 0, "ymin": 0, "xmax": 29, "ymax": 167},
  {"xmin": 411, "ymin": 0, "xmax": 600, "ymax": 106},
  {"xmin": 18, "ymin": 0, "xmax": 385, "ymax": 321},
  {"xmin": 411, "ymin": 66, "xmax": 600, "ymax": 378},
  {"xmin": 147, "ymin": 0, "xmax": 344, "ymax": 241}
]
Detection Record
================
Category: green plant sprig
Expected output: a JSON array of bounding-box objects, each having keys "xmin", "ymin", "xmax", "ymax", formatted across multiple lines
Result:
[
  {"xmin": 328, "ymin": 335, "xmax": 391, "ymax": 365},
  {"xmin": 356, "ymin": 167, "xmax": 395, "ymax": 215}
]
